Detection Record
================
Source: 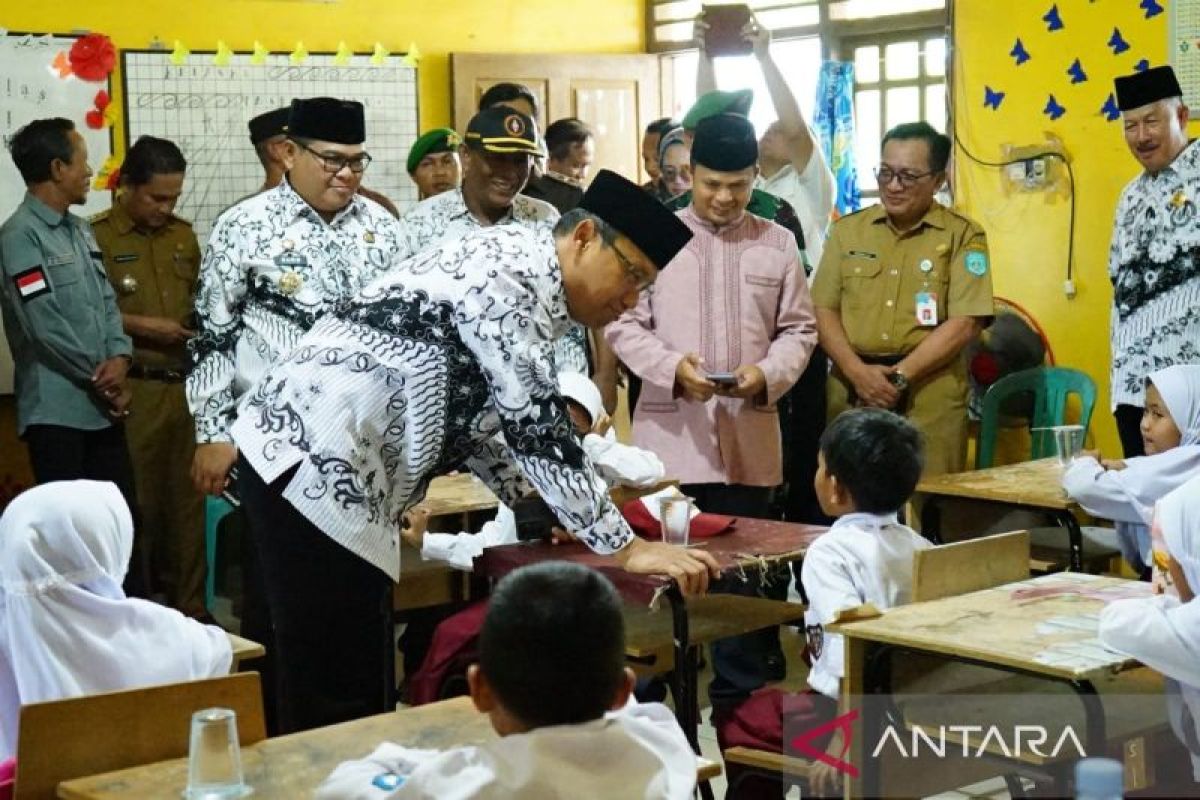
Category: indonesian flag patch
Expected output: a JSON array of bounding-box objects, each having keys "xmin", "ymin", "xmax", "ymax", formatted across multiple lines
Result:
[{"xmin": 13, "ymin": 266, "xmax": 50, "ymax": 301}]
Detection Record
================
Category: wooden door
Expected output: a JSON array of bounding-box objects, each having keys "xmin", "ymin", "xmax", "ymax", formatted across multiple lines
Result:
[{"xmin": 451, "ymin": 53, "xmax": 663, "ymax": 184}]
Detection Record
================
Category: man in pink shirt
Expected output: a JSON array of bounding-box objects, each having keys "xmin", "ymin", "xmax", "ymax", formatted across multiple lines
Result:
[{"xmin": 606, "ymin": 112, "xmax": 817, "ymax": 700}]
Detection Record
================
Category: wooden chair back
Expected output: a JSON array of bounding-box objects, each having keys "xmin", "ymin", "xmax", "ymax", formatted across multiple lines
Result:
[
  {"xmin": 913, "ymin": 530, "xmax": 1031, "ymax": 602},
  {"xmin": 15, "ymin": 672, "xmax": 265, "ymax": 800}
]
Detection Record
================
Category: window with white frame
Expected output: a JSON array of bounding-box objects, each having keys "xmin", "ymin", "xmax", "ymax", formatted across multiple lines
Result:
[{"xmin": 653, "ymin": 0, "xmax": 947, "ymax": 206}]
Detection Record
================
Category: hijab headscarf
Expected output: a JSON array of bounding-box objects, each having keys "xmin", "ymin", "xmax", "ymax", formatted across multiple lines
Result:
[
  {"xmin": 1108, "ymin": 365, "xmax": 1200, "ymax": 566},
  {"xmin": 0, "ymin": 481, "xmax": 231, "ymax": 758},
  {"xmin": 653, "ymin": 127, "xmax": 689, "ymax": 203}
]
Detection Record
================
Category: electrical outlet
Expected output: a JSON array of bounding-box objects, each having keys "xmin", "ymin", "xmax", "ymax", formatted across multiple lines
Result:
[{"xmin": 1063, "ymin": 278, "xmax": 1077, "ymax": 298}]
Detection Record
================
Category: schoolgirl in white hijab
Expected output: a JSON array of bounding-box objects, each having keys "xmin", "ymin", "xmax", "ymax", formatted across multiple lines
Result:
[
  {"xmin": 1100, "ymin": 474, "xmax": 1200, "ymax": 780},
  {"xmin": 0, "ymin": 481, "xmax": 231, "ymax": 759},
  {"xmin": 1063, "ymin": 364, "xmax": 1200, "ymax": 571}
]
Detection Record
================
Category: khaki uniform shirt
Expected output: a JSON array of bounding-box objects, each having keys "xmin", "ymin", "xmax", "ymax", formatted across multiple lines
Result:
[
  {"xmin": 811, "ymin": 202, "xmax": 994, "ymax": 354},
  {"xmin": 92, "ymin": 202, "xmax": 201, "ymax": 370},
  {"xmin": 0, "ymin": 193, "xmax": 132, "ymax": 434}
]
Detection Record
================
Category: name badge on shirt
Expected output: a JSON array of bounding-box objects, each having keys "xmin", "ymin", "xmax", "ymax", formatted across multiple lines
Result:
[
  {"xmin": 916, "ymin": 291, "xmax": 938, "ymax": 327},
  {"xmin": 274, "ymin": 251, "xmax": 308, "ymax": 270}
]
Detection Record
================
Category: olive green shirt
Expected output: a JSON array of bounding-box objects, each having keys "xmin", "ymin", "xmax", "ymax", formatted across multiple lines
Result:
[
  {"xmin": 811, "ymin": 202, "xmax": 994, "ymax": 355},
  {"xmin": 92, "ymin": 202, "xmax": 201, "ymax": 370},
  {"xmin": 0, "ymin": 193, "xmax": 132, "ymax": 434}
]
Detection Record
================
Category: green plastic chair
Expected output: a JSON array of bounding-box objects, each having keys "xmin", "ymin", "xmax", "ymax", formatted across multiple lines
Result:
[
  {"xmin": 976, "ymin": 366, "xmax": 1097, "ymax": 469},
  {"xmin": 205, "ymin": 495, "xmax": 236, "ymax": 610}
]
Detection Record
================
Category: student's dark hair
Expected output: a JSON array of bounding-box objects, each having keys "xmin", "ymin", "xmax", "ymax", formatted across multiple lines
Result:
[
  {"xmin": 645, "ymin": 117, "xmax": 680, "ymax": 138},
  {"xmin": 8, "ymin": 118, "xmax": 77, "ymax": 185},
  {"xmin": 121, "ymin": 136, "xmax": 187, "ymax": 186},
  {"xmin": 479, "ymin": 562, "xmax": 625, "ymax": 728},
  {"xmin": 820, "ymin": 408, "xmax": 924, "ymax": 513},
  {"xmin": 544, "ymin": 118, "xmax": 593, "ymax": 162},
  {"xmin": 881, "ymin": 121, "xmax": 951, "ymax": 173},
  {"xmin": 478, "ymin": 82, "xmax": 540, "ymax": 117},
  {"xmin": 553, "ymin": 208, "xmax": 618, "ymax": 245}
]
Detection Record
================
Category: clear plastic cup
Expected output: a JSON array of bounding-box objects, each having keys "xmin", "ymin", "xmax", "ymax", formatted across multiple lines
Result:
[
  {"xmin": 185, "ymin": 707, "xmax": 251, "ymax": 799},
  {"xmin": 659, "ymin": 496, "xmax": 694, "ymax": 547},
  {"xmin": 1051, "ymin": 424, "xmax": 1085, "ymax": 465}
]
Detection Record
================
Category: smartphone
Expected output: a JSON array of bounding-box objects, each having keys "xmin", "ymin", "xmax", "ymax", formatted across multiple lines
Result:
[
  {"xmin": 707, "ymin": 372, "xmax": 738, "ymax": 385},
  {"xmin": 702, "ymin": 4, "xmax": 753, "ymax": 57}
]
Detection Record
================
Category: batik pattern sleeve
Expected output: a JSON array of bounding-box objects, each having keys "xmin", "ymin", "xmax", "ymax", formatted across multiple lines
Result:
[
  {"xmin": 186, "ymin": 208, "xmax": 249, "ymax": 444},
  {"xmin": 454, "ymin": 239, "xmax": 634, "ymax": 554}
]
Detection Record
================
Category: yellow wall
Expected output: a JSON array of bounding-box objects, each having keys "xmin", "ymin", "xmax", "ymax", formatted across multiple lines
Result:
[
  {"xmin": 2, "ymin": 0, "xmax": 645, "ymax": 137},
  {"xmin": 953, "ymin": 2, "xmax": 1196, "ymax": 455}
]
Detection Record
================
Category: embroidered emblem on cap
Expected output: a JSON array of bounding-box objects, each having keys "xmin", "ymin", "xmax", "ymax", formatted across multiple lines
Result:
[
  {"xmin": 504, "ymin": 114, "xmax": 526, "ymax": 136},
  {"xmin": 278, "ymin": 270, "xmax": 303, "ymax": 296},
  {"xmin": 119, "ymin": 274, "xmax": 139, "ymax": 294}
]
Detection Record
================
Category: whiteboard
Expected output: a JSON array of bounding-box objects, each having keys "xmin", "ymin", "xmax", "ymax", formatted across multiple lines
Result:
[
  {"xmin": 0, "ymin": 32, "xmax": 115, "ymax": 394},
  {"xmin": 121, "ymin": 50, "xmax": 420, "ymax": 244}
]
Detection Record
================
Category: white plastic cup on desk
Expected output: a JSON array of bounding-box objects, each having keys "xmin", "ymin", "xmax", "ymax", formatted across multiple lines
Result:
[
  {"xmin": 185, "ymin": 707, "xmax": 251, "ymax": 799},
  {"xmin": 659, "ymin": 496, "xmax": 695, "ymax": 547}
]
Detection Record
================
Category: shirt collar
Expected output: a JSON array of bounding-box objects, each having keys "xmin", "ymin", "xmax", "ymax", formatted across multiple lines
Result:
[
  {"xmin": 109, "ymin": 200, "xmax": 137, "ymax": 235},
  {"xmin": 871, "ymin": 201, "xmax": 946, "ymax": 232},
  {"xmin": 682, "ymin": 204, "xmax": 748, "ymax": 235},
  {"xmin": 273, "ymin": 176, "xmax": 364, "ymax": 227},
  {"xmin": 451, "ymin": 187, "xmax": 518, "ymax": 226},
  {"xmin": 24, "ymin": 193, "xmax": 69, "ymax": 227},
  {"xmin": 1144, "ymin": 138, "xmax": 1200, "ymax": 182},
  {"xmin": 544, "ymin": 169, "xmax": 584, "ymax": 188}
]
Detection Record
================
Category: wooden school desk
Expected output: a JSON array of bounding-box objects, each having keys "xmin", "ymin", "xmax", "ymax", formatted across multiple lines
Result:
[
  {"xmin": 56, "ymin": 695, "xmax": 722, "ymax": 799},
  {"xmin": 476, "ymin": 518, "xmax": 827, "ymax": 755},
  {"xmin": 914, "ymin": 458, "xmax": 1088, "ymax": 570},
  {"xmin": 830, "ymin": 573, "xmax": 1152, "ymax": 798}
]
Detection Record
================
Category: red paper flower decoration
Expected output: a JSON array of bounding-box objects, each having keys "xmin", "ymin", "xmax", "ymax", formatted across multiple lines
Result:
[
  {"xmin": 68, "ymin": 34, "xmax": 116, "ymax": 82},
  {"xmin": 84, "ymin": 90, "xmax": 111, "ymax": 130},
  {"xmin": 105, "ymin": 168, "xmax": 121, "ymax": 191}
]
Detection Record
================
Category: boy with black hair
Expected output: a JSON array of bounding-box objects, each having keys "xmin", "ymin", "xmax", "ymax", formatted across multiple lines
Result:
[
  {"xmin": 717, "ymin": 408, "xmax": 930, "ymax": 798},
  {"xmin": 317, "ymin": 562, "xmax": 696, "ymax": 799}
]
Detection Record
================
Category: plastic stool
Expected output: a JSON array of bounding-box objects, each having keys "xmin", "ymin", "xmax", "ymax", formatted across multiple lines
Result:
[{"xmin": 205, "ymin": 495, "xmax": 236, "ymax": 610}]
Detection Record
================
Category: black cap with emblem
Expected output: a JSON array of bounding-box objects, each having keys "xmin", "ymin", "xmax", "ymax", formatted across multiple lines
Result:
[
  {"xmin": 691, "ymin": 112, "xmax": 759, "ymax": 172},
  {"xmin": 463, "ymin": 106, "xmax": 545, "ymax": 157},
  {"xmin": 248, "ymin": 106, "xmax": 291, "ymax": 145},
  {"xmin": 1114, "ymin": 65, "xmax": 1184, "ymax": 112},
  {"xmin": 286, "ymin": 97, "xmax": 366, "ymax": 145},
  {"xmin": 579, "ymin": 169, "xmax": 693, "ymax": 270}
]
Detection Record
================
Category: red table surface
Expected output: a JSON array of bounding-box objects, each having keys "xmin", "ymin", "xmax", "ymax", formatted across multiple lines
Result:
[{"xmin": 475, "ymin": 518, "xmax": 827, "ymax": 605}]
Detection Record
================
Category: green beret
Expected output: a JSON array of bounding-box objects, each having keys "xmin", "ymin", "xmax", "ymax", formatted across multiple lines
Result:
[
  {"xmin": 681, "ymin": 89, "xmax": 754, "ymax": 130},
  {"xmin": 407, "ymin": 128, "xmax": 461, "ymax": 174}
]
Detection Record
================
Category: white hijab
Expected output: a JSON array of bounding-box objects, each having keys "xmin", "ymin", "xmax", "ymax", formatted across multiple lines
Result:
[
  {"xmin": 0, "ymin": 481, "xmax": 231, "ymax": 759},
  {"xmin": 1116, "ymin": 364, "xmax": 1200, "ymax": 521}
]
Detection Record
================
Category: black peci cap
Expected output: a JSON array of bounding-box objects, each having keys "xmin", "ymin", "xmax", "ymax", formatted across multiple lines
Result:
[{"xmin": 579, "ymin": 169, "xmax": 693, "ymax": 270}]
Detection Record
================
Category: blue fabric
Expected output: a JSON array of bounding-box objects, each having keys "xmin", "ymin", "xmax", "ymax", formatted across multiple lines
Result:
[{"xmin": 814, "ymin": 61, "xmax": 861, "ymax": 215}]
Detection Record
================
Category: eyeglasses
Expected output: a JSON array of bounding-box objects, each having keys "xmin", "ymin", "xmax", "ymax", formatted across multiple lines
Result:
[
  {"xmin": 874, "ymin": 166, "xmax": 935, "ymax": 188},
  {"xmin": 612, "ymin": 243, "xmax": 654, "ymax": 292},
  {"xmin": 294, "ymin": 140, "xmax": 372, "ymax": 174}
]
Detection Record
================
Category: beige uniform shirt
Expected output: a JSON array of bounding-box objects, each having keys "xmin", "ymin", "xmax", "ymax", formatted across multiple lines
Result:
[
  {"xmin": 811, "ymin": 202, "xmax": 994, "ymax": 355},
  {"xmin": 92, "ymin": 202, "xmax": 201, "ymax": 370}
]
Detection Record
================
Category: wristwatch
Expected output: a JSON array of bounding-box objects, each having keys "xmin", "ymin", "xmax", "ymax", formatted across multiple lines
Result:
[{"xmin": 889, "ymin": 368, "xmax": 910, "ymax": 392}]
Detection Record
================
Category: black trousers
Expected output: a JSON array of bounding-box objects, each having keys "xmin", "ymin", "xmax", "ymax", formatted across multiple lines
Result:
[
  {"xmin": 238, "ymin": 456, "xmax": 393, "ymax": 733},
  {"xmin": 777, "ymin": 347, "xmax": 833, "ymax": 527},
  {"xmin": 24, "ymin": 423, "xmax": 145, "ymax": 595},
  {"xmin": 681, "ymin": 483, "xmax": 787, "ymax": 703},
  {"xmin": 1114, "ymin": 404, "xmax": 1146, "ymax": 459}
]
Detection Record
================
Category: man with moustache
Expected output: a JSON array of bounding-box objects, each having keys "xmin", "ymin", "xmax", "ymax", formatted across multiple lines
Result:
[
  {"xmin": 406, "ymin": 127, "xmax": 461, "ymax": 201},
  {"xmin": 0, "ymin": 118, "xmax": 138, "ymax": 564},
  {"xmin": 1108, "ymin": 65, "xmax": 1200, "ymax": 457},
  {"xmin": 813, "ymin": 121, "xmax": 993, "ymax": 476}
]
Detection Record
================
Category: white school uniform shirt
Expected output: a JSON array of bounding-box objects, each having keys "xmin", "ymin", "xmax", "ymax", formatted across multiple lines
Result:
[
  {"xmin": 1062, "ymin": 364, "xmax": 1200, "ymax": 571},
  {"xmin": 186, "ymin": 179, "xmax": 405, "ymax": 442},
  {"xmin": 230, "ymin": 225, "xmax": 634, "ymax": 581},
  {"xmin": 1108, "ymin": 139, "xmax": 1200, "ymax": 410},
  {"xmin": 1099, "ymin": 474, "xmax": 1200, "ymax": 779},
  {"xmin": 396, "ymin": 188, "xmax": 588, "ymax": 375},
  {"xmin": 755, "ymin": 138, "xmax": 835, "ymax": 272},
  {"xmin": 801, "ymin": 512, "xmax": 932, "ymax": 699},
  {"xmin": 0, "ymin": 482, "xmax": 231, "ymax": 759},
  {"xmin": 315, "ymin": 701, "xmax": 697, "ymax": 800}
]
